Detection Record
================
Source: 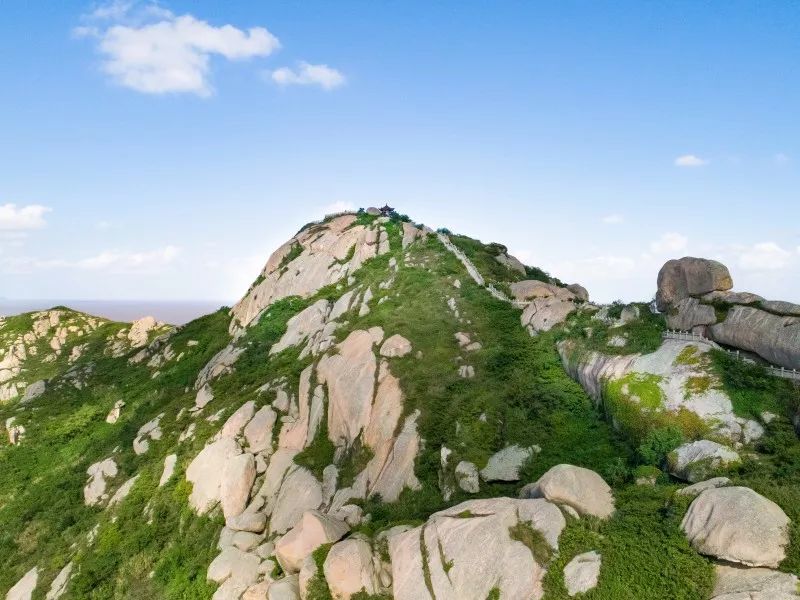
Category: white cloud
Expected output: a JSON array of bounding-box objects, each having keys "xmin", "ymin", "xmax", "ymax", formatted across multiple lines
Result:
[
  {"xmin": 75, "ymin": 3, "xmax": 280, "ymax": 96},
  {"xmin": 321, "ymin": 201, "xmax": 355, "ymax": 215},
  {"xmin": 650, "ymin": 232, "xmax": 688, "ymax": 255},
  {"xmin": 0, "ymin": 204, "xmax": 51, "ymax": 230},
  {"xmin": 601, "ymin": 214, "xmax": 624, "ymax": 225},
  {"xmin": 737, "ymin": 242, "xmax": 792, "ymax": 271},
  {"xmin": 1, "ymin": 245, "xmax": 181, "ymax": 274},
  {"xmin": 674, "ymin": 154, "xmax": 709, "ymax": 167},
  {"xmin": 271, "ymin": 62, "xmax": 345, "ymax": 90}
]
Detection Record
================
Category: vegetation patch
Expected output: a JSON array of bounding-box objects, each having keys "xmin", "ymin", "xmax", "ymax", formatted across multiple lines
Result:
[{"xmin": 509, "ymin": 521, "xmax": 553, "ymax": 565}]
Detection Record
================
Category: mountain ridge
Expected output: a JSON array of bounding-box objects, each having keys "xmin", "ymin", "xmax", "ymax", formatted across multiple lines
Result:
[{"xmin": 1, "ymin": 207, "xmax": 799, "ymax": 600}]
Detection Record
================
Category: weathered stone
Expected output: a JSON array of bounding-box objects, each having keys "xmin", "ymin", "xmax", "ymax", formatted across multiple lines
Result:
[
  {"xmin": 379, "ymin": 334, "xmax": 412, "ymax": 358},
  {"xmin": 105, "ymin": 399, "xmax": 125, "ymax": 424},
  {"xmin": 275, "ymin": 510, "xmax": 348, "ymax": 573},
  {"xmin": 269, "ymin": 466, "xmax": 323, "ymax": 535},
  {"xmin": 677, "ymin": 477, "xmax": 730, "ymax": 497},
  {"xmin": 455, "ymin": 461, "xmax": 480, "ymax": 494},
  {"xmin": 107, "ymin": 474, "xmax": 139, "ymax": 507},
  {"xmin": 221, "ymin": 453, "xmax": 256, "ymax": 519},
  {"xmin": 7, "ymin": 566, "xmax": 38, "ymax": 600},
  {"xmin": 563, "ymin": 551, "xmax": 601, "ymax": 596},
  {"xmin": 207, "ymin": 546, "xmax": 260, "ymax": 586},
  {"xmin": 133, "ymin": 413, "xmax": 163, "ymax": 455},
  {"xmin": 668, "ymin": 440, "xmax": 740, "ymax": 483},
  {"xmin": 317, "ymin": 329, "xmax": 382, "ymax": 447},
  {"xmin": 521, "ymin": 297, "xmax": 576, "ymax": 334},
  {"xmin": 682, "ymin": 486, "xmax": 790, "ymax": 567},
  {"xmin": 656, "ymin": 257, "xmax": 733, "ymax": 311},
  {"xmin": 666, "ymin": 297, "xmax": 717, "ymax": 331},
  {"xmin": 244, "ymin": 405, "xmax": 278, "ymax": 453},
  {"xmin": 710, "ymin": 564, "xmax": 800, "ymax": 599},
  {"xmin": 494, "ymin": 252, "xmax": 527, "ymax": 275},
  {"xmin": 270, "ymin": 299, "xmax": 331, "ymax": 356},
  {"xmin": 480, "ymin": 445, "xmax": 533, "ymax": 482},
  {"xmin": 521, "ymin": 464, "xmax": 615, "ymax": 519},
  {"xmin": 389, "ymin": 498, "xmax": 565, "ymax": 600},
  {"xmin": 702, "ymin": 290, "xmax": 765, "ymax": 305},
  {"xmin": 710, "ymin": 305, "xmax": 800, "ymax": 369},
  {"xmin": 186, "ymin": 437, "xmax": 242, "ymax": 514},
  {"xmin": 267, "ymin": 575, "xmax": 300, "ymax": 600},
  {"xmin": 159, "ymin": 454, "xmax": 177, "ymax": 487},
  {"xmin": 566, "ymin": 283, "xmax": 590, "ymax": 302},
  {"xmin": 45, "ymin": 562, "xmax": 73, "ymax": 600},
  {"xmin": 84, "ymin": 457, "xmax": 118, "ymax": 506},
  {"xmin": 219, "ymin": 401, "xmax": 256, "ymax": 439},
  {"xmin": 511, "ymin": 280, "xmax": 575, "ymax": 302},
  {"xmin": 21, "ymin": 380, "xmax": 46, "ymax": 403},
  {"xmin": 323, "ymin": 537, "xmax": 379, "ymax": 599}
]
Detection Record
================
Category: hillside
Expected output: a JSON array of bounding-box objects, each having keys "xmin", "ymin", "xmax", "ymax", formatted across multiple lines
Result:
[{"xmin": 1, "ymin": 208, "xmax": 799, "ymax": 600}]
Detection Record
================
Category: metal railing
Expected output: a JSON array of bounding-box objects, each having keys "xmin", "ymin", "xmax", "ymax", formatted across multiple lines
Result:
[{"xmin": 663, "ymin": 329, "xmax": 800, "ymax": 382}]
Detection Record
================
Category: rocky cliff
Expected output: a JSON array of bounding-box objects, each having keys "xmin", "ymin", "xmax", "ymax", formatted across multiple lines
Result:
[{"xmin": 1, "ymin": 209, "xmax": 799, "ymax": 600}]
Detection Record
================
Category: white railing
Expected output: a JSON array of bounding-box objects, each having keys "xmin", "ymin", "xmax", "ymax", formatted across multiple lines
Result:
[{"xmin": 663, "ymin": 330, "xmax": 800, "ymax": 382}]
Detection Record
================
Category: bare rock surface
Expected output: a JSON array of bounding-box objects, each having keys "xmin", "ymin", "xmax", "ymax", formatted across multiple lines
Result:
[
  {"xmin": 563, "ymin": 551, "xmax": 602, "ymax": 596},
  {"xmin": 682, "ymin": 486, "xmax": 790, "ymax": 567},
  {"xmin": 521, "ymin": 464, "xmax": 615, "ymax": 519},
  {"xmin": 389, "ymin": 497, "xmax": 565, "ymax": 600},
  {"xmin": 656, "ymin": 257, "xmax": 733, "ymax": 311}
]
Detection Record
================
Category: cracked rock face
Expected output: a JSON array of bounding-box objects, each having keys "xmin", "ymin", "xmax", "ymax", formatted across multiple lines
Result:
[
  {"xmin": 389, "ymin": 497, "xmax": 565, "ymax": 600},
  {"xmin": 231, "ymin": 215, "xmax": 392, "ymax": 330}
]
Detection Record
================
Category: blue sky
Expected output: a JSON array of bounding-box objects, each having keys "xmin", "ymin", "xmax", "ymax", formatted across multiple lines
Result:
[{"xmin": 1, "ymin": 1, "xmax": 799, "ymax": 304}]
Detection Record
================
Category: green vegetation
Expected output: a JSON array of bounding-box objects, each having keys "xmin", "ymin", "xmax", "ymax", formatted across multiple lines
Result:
[
  {"xmin": 306, "ymin": 543, "xmax": 334, "ymax": 600},
  {"xmin": 542, "ymin": 486, "xmax": 714, "ymax": 599},
  {"xmin": 636, "ymin": 426, "xmax": 684, "ymax": 467},
  {"xmin": 710, "ymin": 349, "xmax": 800, "ymax": 419},
  {"xmin": 562, "ymin": 304, "xmax": 665, "ymax": 356},
  {"xmin": 508, "ymin": 522, "xmax": 553, "ymax": 565}
]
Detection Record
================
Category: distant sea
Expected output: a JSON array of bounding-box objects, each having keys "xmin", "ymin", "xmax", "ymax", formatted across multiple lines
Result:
[{"xmin": 0, "ymin": 299, "xmax": 232, "ymax": 326}]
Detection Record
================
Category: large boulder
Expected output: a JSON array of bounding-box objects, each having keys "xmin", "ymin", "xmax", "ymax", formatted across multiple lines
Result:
[
  {"xmin": 656, "ymin": 257, "xmax": 733, "ymax": 311},
  {"xmin": 563, "ymin": 551, "xmax": 601, "ymax": 596},
  {"xmin": 521, "ymin": 297, "xmax": 576, "ymax": 334},
  {"xmin": 681, "ymin": 486, "xmax": 790, "ymax": 567},
  {"xmin": 269, "ymin": 466, "xmax": 323, "ymax": 535},
  {"xmin": 521, "ymin": 464, "xmax": 615, "ymax": 519},
  {"xmin": 710, "ymin": 305, "xmax": 800, "ymax": 369},
  {"xmin": 566, "ymin": 283, "xmax": 589, "ymax": 302},
  {"xmin": 710, "ymin": 564, "xmax": 800, "ymax": 599},
  {"xmin": 389, "ymin": 498, "xmax": 565, "ymax": 600},
  {"xmin": 511, "ymin": 280, "xmax": 575, "ymax": 302},
  {"xmin": 668, "ymin": 440, "xmax": 740, "ymax": 483},
  {"xmin": 274, "ymin": 510, "xmax": 348, "ymax": 573},
  {"xmin": 480, "ymin": 445, "xmax": 534, "ymax": 482},
  {"xmin": 186, "ymin": 437, "xmax": 242, "ymax": 514},
  {"xmin": 220, "ymin": 453, "xmax": 256, "ymax": 520},
  {"xmin": 323, "ymin": 536, "xmax": 381, "ymax": 599}
]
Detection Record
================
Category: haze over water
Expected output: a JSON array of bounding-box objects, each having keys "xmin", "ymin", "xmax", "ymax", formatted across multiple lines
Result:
[{"xmin": 0, "ymin": 299, "xmax": 229, "ymax": 325}]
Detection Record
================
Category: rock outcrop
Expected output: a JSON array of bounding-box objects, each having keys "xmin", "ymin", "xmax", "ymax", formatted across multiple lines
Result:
[
  {"xmin": 668, "ymin": 440, "xmax": 740, "ymax": 483},
  {"xmin": 681, "ymin": 486, "xmax": 790, "ymax": 568},
  {"xmin": 520, "ymin": 464, "xmax": 615, "ymax": 519},
  {"xmin": 389, "ymin": 498, "xmax": 565, "ymax": 600},
  {"xmin": 655, "ymin": 257, "xmax": 733, "ymax": 311},
  {"xmin": 710, "ymin": 564, "xmax": 800, "ymax": 599}
]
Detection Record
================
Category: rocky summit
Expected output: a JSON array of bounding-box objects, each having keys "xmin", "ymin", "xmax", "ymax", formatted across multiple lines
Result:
[{"xmin": 1, "ymin": 208, "xmax": 799, "ymax": 600}]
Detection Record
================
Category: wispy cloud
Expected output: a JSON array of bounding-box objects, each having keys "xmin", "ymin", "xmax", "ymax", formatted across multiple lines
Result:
[
  {"xmin": 0, "ymin": 203, "xmax": 51, "ymax": 230},
  {"xmin": 674, "ymin": 154, "xmax": 709, "ymax": 168},
  {"xmin": 271, "ymin": 62, "xmax": 345, "ymax": 90},
  {"xmin": 601, "ymin": 214, "xmax": 624, "ymax": 225},
  {"xmin": 74, "ymin": 2, "xmax": 280, "ymax": 96},
  {"xmin": 650, "ymin": 232, "xmax": 688, "ymax": 254},
  {"xmin": 1, "ymin": 245, "xmax": 181, "ymax": 274},
  {"xmin": 736, "ymin": 242, "xmax": 793, "ymax": 271},
  {"xmin": 774, "ymin": 153, "xmax": 790, "ymax": 166},
  {"xmin": 321, "ymin": 201, "xmax": 355, "ymax": 215}
]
